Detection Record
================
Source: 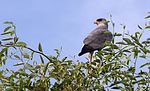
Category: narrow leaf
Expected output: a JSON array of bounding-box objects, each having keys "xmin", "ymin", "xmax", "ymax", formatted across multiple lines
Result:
[
  {"xmin": 2, "ymin": 38, "xmax": 13, "ymax": 41},
  {"xmin": 145, "ymin": 26, "xmax": 150, "ymax": 29},
  {"xmin": 25, "ymin": 63, "xmax": 34, "ymax": 70},
  {"xmin": 23, "ymin": 53, "xmax": 30, "ymax": 59},
  {"xmin": 140, "ymin": 62, "xmax": 150, "ymax": 68},
  {"xmin": 17, "ymin": 42, "xmax": 27, "ymax": 47},
  {"xmin": 139, "ymin": 55, "xmax": 146, "ymax": 59},
  {"xmin": 4, "ymin": 21, "xmax": 13, "ymax": 24},
  {"xmin": 123, "ymin": 50, "xmax": 131, "ymax": 53},
  {"xmin": 138, "ymin": 25, "xmax": 143, "ymax": 30},
  {"xmin": 13, "ymin": 62, "xmax": 24, "ymax": 66},
  {"xmin": 1, "ymin": 48, "xmax": 8, "ymax": 54},
  {"xmin": 116, "ymin": 42, "xmax": 126, "ymax": 45},
  {"xmin": 38, "ymin": 43, "xmax": 43, "ymax": 52},
  {"xmin": 114, "ymin": 33, "xmax": 122, "ymax": 36},
  {"xmin": 4, "ymin": 26, "xmax": 11, "ymax": 32},
  {"xmin": 131, "ymin": 35, "xmax": 138, "ymax": 41},
  {"xmin": 147, "ymin": 38, "xmax": 150, "ymax": 40},
  {"xmin": 104, "ymin": 31, "xmax": 112, "ymax": 34},
  {"xmin": 123, "ymin": 38, "xmax": 133, "ymax": 45},
  {"xmin": 145, "ymin": 15, "xmax": 150, "ymax": 19},
  {"xmin": 135, "ymin": 41, "xmax": 143, "ymax": 47},
  {"xmin": 40, "ymin": 55, "xmax": 44, "ymax": 64},
  {"xmin": 43, "ymin": 62, "xmax": 50, "ymax": 75},
  {"xmin": 14, "ymin": 55, "xmax": 21, "ymax": 59},
  {"xmin": 14, "ymin": 37, "xmax": 19, "ymax": 43}
]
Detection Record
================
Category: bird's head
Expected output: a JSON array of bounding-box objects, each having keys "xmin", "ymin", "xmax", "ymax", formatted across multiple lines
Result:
[{"xmin": 94, "ymin": 18, "xmax": 109, "ymax": 27}]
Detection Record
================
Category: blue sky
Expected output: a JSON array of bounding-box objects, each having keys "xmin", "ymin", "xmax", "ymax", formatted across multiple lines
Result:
[{"xmin": 0, "ymin": 0, "xmax": 150, "ymax": 62}]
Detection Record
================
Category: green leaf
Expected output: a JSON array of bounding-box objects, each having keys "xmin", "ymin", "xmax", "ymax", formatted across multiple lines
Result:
[
  {"xmin": 2, "ymin": 58, "xmax": 7, "ymax": 65},
  {"xmin": 23, "ymin": 53, "xmax": 30, "ymax": 59},
  {"xmin": 13, "ymin": 62, "xmax": 24, "ymax": 66},
  {"xmin": 114, "ymin": 33, "xmax": 122, "ymax": 36},
  {"xmin": 116, "ymin": 42, "xmax": 126, "ymax": 45},
  {"xmin": 145, "ymin": 15, "xmax": 150, "ymax": 19},
  {"xmin": 40, "ymin": 55, "xmax": 44, "ymax": 64},
  {"xmin": 139, "ymin": 55, "xmax": 146, "ymax": 59},
  {"xmin": 1, "ymin": 31, "xmax": 11, "ymax": 35},
  {"xmin": 25, "ymin": 63, "xmax": 34, "ymax": 70},
  {"xmin": 62, "ymin": 57, "xmax": 67, "ymax": 61},
  {"xmin": 54, "ymin": 49, "xmax": 60, "ymax": 58},
  {"xmin": 2, "ymin": 38, "xmax": 13, "ymax": 41},
  {"xmin": 135, "ymin": 32, "xmax": 140, "ymax": 38},
  {"xmin": 14, "ymin": 37, "xmax": 19, "ymax": 43},
  {"xmin": 4, "ymin": 21, "xmax": 13, "ymax": 24},
  {"xmin": 141, "ymin": 48, "xmax": 148, "ymax": 54},
  {"xmin": 43, "ymin": 62, "xmax": 50, "ymax": 75},
  {"xmin": 10, "ymin": 30, "xmax": 15, "ymax": 36},
  {"xmin": 17, "ymin": 42, "xmax": 27, "ymax": 47},
  {"xmin": 147, "ymin": 38, "xmax": 150, "ymax": 40},
  {"xmin": 31, "ymin": 52, "xmax": 34, "ymax": 60},
  {"xmin": 132, "ymin": 48, "xmax": 139, "ymax": 58},
  {"xmin": 123, "ymin": 38, "xmax": 133, "ymax": 45},
  {"xmin": 19, "ymin": 72, "xmax": 28, "ymax": 76},
  {"xmin": 35, "ymin": 63, "xmax": 43, "ymax": 69},
  {"xmin": 142, "ymin": 40, "xmax": 150, "ymax": 44},
  {"xmin": 140, "ymin": 62, "xmax": 150, "ymax": 68},
  {"xmin": 1, "ymin": 30, "xmax": 14, "ymax": 36},
  {"xmin": 112, "ymin": 44, "xmax": 119, "ymax": 49},
  {"xmin": 0, "ymin": 47, "xmax": 8, "ymax": 57},
  {"xmin": 128, "ymin": 67, "xmax": 135, "ymax": 73},
  {"xmin": 14, "ymin": 55, "xmax": 21, "ymax": 59},
  {"xmin": 104, "ymin": 31, "xmax": 112, "ymax": 34},
  {"xmin": 38, "ymin": 43, "xmax": 43, "ymax": 52},
  {"xmin": 0, "ymin": 48, "xmax": 8, "ymax": 54},
  {"xmin": 135, "ymin": 41, "xmax": 143, "ymax": 47},
  {"xmin": 145, "ymin": 26, "xmax": 150, "ymax": 29},
  {"xmin": 138, "ymin": 25, "xmax": 143, "ymax": 30},
  {"xmin": 105, "ymin": 55, "xmax": 112, "ymax": 61},
  {"xmin": 123, "ymin": 25, "xmax": 126, "ymax": 29},
  {"xmin": 131, "ymin": 35, "xmax": 138, "ymax": 41},
  {"xmin": 4, "ymin": 26, "xmax": 11, "ymax": 32}
]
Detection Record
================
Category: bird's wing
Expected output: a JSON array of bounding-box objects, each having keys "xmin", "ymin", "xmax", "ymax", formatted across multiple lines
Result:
[
  {"xmin": 83, "ymin": 27, "xmax": 105, "ymax": 45},
  {"xmin": 83, "ymin": 27, "xmax": 112, "ymax": 49}
]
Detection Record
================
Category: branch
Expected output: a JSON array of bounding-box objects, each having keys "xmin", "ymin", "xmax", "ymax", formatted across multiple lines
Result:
[
  {"xmin": 0, "ymin": 44, "xmax": 53, "ymax": 63},
  {"xmin": 25, "ymin": 46, "xmax": 52, "ymax": 62}
]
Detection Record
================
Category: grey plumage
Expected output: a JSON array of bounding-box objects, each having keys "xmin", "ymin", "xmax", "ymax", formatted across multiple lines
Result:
[{"xmin": 78, "ymin": 18, "xmax": 112, "ymax": 59}]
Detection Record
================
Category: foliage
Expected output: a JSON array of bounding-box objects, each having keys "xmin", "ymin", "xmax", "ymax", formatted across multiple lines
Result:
[{"xmin": 0, "ymin": 13, "xmax": 150, "ymax": 91}]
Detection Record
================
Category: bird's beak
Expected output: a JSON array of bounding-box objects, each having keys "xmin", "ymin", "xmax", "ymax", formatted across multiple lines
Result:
[{"xmin": 105, "ymin": 20, "xmax": 110, "ymax": 24}]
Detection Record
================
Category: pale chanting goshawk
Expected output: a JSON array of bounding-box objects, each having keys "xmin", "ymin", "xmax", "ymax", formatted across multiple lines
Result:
[{"xmin": 78, "ymin": 18, "xmax": 113, "ymax": 62}]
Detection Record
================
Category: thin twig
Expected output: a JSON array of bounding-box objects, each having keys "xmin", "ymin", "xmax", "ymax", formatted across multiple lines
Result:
[
  {"xmin": 24, "ymin": 46, "xmax": 52, "ymax": 62},
  {"xmin": 0, "ymin": 44, "xmax": 53, "ymax": 63}
]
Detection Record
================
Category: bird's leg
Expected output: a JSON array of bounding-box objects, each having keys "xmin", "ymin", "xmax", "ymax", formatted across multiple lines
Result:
[
  {"xmin": 87, "ymin": 52, "xmax": 94, "ymax": 75},
  {"xmin": 89, "ymin": 52, "xmax": 94, "ymax": 62}
]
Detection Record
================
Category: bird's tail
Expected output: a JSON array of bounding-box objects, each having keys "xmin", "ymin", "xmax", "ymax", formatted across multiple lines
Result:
[
  {"xmin": 78, "ymin": 45, "xmax": 94, "ymax": 56},
  {"xmin": 78, "ymin": 52, "xmax": 84, "ymax": 56}
]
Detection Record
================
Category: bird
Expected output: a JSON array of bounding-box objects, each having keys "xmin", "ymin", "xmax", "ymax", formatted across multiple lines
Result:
[{"xmin": 78, "ymin": 18, "xmax": 113, "ymax": 62}]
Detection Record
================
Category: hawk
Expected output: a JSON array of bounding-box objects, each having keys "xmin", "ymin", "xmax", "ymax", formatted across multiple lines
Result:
[{"xmin": 78, "ymin": 18, "xmax": 113, "ymax": 62}]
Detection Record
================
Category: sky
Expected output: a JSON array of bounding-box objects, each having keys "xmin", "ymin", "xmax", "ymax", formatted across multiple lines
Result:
[
  {"xmin": 0, "ymin": 1, "xmax": 149, "ymax": 90},
  {"xmin": 0, "ymin": 0, "xmax": 150, "ymax": 62}
]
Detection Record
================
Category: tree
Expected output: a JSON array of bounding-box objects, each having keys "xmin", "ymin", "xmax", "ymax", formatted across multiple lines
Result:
[{"xmin": 0, "ymin": 13, "xmax": 150, "ymax": 91}]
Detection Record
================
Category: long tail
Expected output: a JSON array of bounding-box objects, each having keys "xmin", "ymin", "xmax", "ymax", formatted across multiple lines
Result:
[
  {"xmin": 78, "ymin": 52, "xmax": 84, "ymax": 56},
  {"xmin": 78, "ymin": 45, "xmax": 94, "ymax": 56}
]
